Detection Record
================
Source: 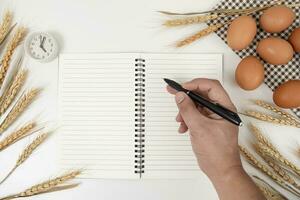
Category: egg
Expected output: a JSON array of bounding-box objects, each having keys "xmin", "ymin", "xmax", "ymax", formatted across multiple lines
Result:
[
  {"xmin": 289, "ymin": 27, "xmax": 300, "ymax": 53},
  {"xmin": 260, "ymin": 5, "xmax": 296, "ymax": 33},
  {"xmin": 273, "ymin": 80, "xmax": 300, "ymax": 108},
  {"xmin": 257, "ymin": 37, "xmax": 294, "ymax": 65},
  {"xmin": 227, "ymin": 15, "xmax": 257, "ymax": 51},
  {"xmin": 235, "ymin": 56, "xmax": 265, "ymax": 90}
]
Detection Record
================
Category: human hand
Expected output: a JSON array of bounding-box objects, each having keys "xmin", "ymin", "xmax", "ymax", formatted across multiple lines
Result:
[{"xmin": 166, "ymin": 78, "xmax": 242, "ymax": 182}]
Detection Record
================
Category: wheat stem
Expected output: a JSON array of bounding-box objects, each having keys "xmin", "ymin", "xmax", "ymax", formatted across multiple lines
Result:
[
  {"xmin": 244, "ymin": 110, "xmax": 300, "ymax": 128},
  {"xmin": 0, "ymin": 69, "xmax": 27, "ymax": 115},
  {"xmin": 176, "ymin": 23, "xmax": 224, "ymax": 47},
  {"xmin": 0, "ymin": 166, "xmax": 17, "ymax": 185},
  {"xmin": 0, "ymin": 27, "xmax": 27, "ymax": 87},
  {"xmin": 0, "ymin": 122, "xmax": 36, "ymax": 151},
  {"xmin": 0, "ymin": 88, "xmax": 41, "ymax": 134},
  {"xmin": 163, "ymin": 14, "xmax": 218, "ymax": 27}
]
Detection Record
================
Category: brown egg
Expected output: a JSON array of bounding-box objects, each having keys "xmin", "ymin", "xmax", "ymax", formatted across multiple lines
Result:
[
  {"xmin": 235, "ymin": 56, "xmax": 265, "ymax": 90},
  {"xmin": 289, "ymin": 27, "xmax": 300, "ymax": 53},
  {"xmin": 273, "ymin": 80, "xmax": 300, "ymax": 108},
  {"xmin": 260, "ymin": 5, "xmax": 296, "ymax": 33},
  {"xmin": 257, "ymin": 37, "xmax": 294, "ymax": 65},
  {"xmin": 227, "ymin": 15, "xmax": 257, "ymax": 51}
]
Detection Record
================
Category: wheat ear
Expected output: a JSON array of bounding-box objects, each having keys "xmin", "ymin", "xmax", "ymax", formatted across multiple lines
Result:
[
  {"xmin": 250, "ymin": 124, "xmax": 278, "ymax": 153},
  {"xmin": 0, "ymin": 133, "xmax": 48, "ymax": 185},
  {"xmin": 176, "ymin": 23, "xmax": 223, "ymax": 47},
  {"xmin": 240, "ymin": 145, "xmax": 300, "ymax": 197},
  {"xmin": 0, "ymin": 171, "xmax": 81, "ymax": 200},
  {"xmin": 163, "ymin": 14, "xmax": 218, "ymax": 27},
  {"xmin": 254, "ymin": 100, "xmax": 300, "ymax": 124},
  {"xmin": 0, "ymin": 122, "xmax": 36, "ymax": 151},
  {"xmin": 239, "ymin": 146, "xmax": 284, "ymax": 184},
  {"xmin": 255, "ymin": 143, "xmax": 300, "ymax": 190},
  {"xmin": 0, "ymin": 11, "xmax": 13, "ymax": 45},
  {"xmin": 258, "ymin": 144, "xmax": 300, "ymax": 178},
  {"xmin": 254, "ymin": 175, "xmax": 288, "ymax": 200},
  {"xmin": 0, "ymin": 69, "xmax": 27, "ymax": 115},
  {"xmin": 245, "ymin": 110, "xmax": 300, "ymax": 128},
  {"xmin": 0, "ymin": 88, "xmax": 41, "ymax": 134},
  {"xmin": 16, "ymin": 133, "xmax": 48, "ymax": 166},
  {"xmin": 0, "ymin": 27, "xmax": 27, "ymax": 87},
  {"xmin": 258, "ymin": 185, "xmax": 287, "ymax": 200}
]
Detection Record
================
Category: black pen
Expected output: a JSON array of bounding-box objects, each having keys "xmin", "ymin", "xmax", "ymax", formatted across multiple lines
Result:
[{"xmin": 164, "ymin": 78, "xmax": 243, "ymax": 127}]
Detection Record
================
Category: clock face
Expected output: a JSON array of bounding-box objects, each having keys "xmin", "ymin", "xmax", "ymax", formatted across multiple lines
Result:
[{"xmin": 26, "ymin": 33, "xmax": 58, "ymax": 62}]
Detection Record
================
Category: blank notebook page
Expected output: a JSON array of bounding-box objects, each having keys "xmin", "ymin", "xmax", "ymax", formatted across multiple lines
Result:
[
  {"xmin": 142, "ymin": 53, "xmax": 223, "ymax": 179},
  {"xmin": 59, "ymin": 53, "xmax": 223, "ymax": 179},
  {"xmin": 59, "ymin": 53, "xmax": 138, "ymax": 179}
]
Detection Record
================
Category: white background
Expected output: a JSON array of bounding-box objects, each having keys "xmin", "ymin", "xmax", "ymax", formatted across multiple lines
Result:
[{"xmin": 0, "ymin": 0, "xmax": 299, "ymax": 199}]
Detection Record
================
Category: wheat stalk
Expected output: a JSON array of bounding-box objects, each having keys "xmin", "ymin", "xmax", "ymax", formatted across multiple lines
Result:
[
  {"xmin": 176, "ymin": 23, "xmax": 224, "ymax": 47},
  {"xmin": 0, "ymin": 69, "xmax": 27, "ymax": 115},
  {"xmin": 163, "ymin": 14, "xmax": 219, "ymax": 27},
  {"xmin": 254, "ymin": 176, "xmax": 288, "ymax": 200},
  {"xmin": 254, "ymin": 100, "xmax": 300, "ymax": 125},
  {"xmin": 0, "ymin": 133, "xmax": 48, "ymax": 185},
  {"xmin": 240, "ymin": 145, "xmax": 300, "ymax": 197},
  {"xmin": 240, "ymin": 146, "xmax": 284, "ymax": 184},
  {"xmin": 0, "ymin": 11, "xmax": 13, "ymax": 45},
  {"xmin": 245, "ymin": 110, "xmax": 300, "ymax": 128},
  {"xmin": 0, "ymin": 170, "xmax": 81, "ymax": 200},
  {"xmin": 258, "ymin": 144, "xmax": 300, "ymax": 178},
  {"xmin": 250, "ymin": 124, "xmax": 278, "ymax": 153},
  {"xmin": 16, "ymin": 133, "xmax": 48, "ymax": 166},
  {"xmin": 0, "ymin": 27, "xmax": 27, "ymax": 87},
  {"xmin": 0, "ymin": 122, "xmax": 36, "ymax": 151},
  {"xmin": 0, "ymin": 88, "xmax": 41, "ymax": 134},
  {"xmin": 258, "ymin": 185, "xmax": 287, "ymax": 200},
  {"xmin": 255, "ymin": 143, "xmax": 300, "ymax": 190},
  {"xmin": 176, "ymin": 23, "xmax": 223, "ymax": 47}
]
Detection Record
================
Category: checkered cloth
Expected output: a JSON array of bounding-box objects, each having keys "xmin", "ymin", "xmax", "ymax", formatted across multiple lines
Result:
[{"xmin": 207, "ymin": 0, "xmax": 300, "ymax": 118}]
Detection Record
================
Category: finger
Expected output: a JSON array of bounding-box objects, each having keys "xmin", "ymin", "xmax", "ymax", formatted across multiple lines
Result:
[
  {"xmin": 176, "ymin": 113, "xmax": 184, "ymax": 122},
  {"xmin": 166, "ymin": 86, "xmax": 177, "ymax": 95},
  {"xmin": 175, "ymin": 92, "xmax": 207, "ymax": 128},
  {"xmin": 182, "ymin": 78, "xmax": 236, "ymax": 112},
  {"xmin": 178, "ymin": 122, "xmax": 188, "ymax": 133}
]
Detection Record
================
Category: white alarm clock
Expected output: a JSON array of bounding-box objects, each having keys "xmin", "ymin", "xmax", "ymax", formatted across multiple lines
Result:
[{"xmin": 25, "ymin": 32, "xmax": 59, "ymax": 63}]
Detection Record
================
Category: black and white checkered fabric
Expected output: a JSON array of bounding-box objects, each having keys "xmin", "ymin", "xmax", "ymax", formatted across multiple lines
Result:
[{"xmin": 207, "ymin": 0, "xmax": 300, "ymax": 118}]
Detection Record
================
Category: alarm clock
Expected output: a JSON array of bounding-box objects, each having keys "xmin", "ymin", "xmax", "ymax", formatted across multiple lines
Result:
[{"xmin": 25, "ymin": 32, "xmax": 59, "ymax": 63}]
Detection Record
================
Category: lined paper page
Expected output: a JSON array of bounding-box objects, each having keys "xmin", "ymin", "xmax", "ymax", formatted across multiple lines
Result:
[
  {"xmin": 59, "ymin": 53, "xmax": 138, "ymax": 179},
  {"xmin": 142, "ymin": 53, "xmax": 223, "ymax": 179}
]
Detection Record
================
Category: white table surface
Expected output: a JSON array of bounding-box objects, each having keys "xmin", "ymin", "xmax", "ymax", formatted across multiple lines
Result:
[{"xmin": 0, "ymin": 0, "xmax": 299, "ymax": 199}]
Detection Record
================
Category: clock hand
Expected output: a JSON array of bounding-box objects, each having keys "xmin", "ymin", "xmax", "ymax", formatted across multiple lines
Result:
[
  {"xmin": 40, "ymin": 37, "xmax": 46, "ymax": 48},
  {"xmin": 41, "ymin": 45, "xmax": 47, "ymax": 53},
  {"xmin": 39, "ymin": 35, "xmax": 42, "ymax": 44},
  {"xmin": 39, "ymin": 37, "xmax": 47, "ymax": 53}
]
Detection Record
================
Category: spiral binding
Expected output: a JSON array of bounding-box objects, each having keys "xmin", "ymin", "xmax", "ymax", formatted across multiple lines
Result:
[{"xmin": 134, "ymin": 58, "xmax": 145, "ymax": 177}]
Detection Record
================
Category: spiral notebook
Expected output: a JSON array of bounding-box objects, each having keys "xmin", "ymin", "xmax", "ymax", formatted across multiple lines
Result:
[{"xmin": 58, "ymin": 53, "xmax": 223, "ymax": 179}]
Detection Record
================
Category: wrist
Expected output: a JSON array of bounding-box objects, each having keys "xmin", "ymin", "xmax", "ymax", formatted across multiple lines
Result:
[{"xmin": 209, "ymin": 165, "xmax": 246, "ymax": 189}]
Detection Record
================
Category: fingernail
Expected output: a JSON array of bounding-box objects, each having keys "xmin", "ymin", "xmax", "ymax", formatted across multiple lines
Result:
[{"xmin": 175, "ymin": 92, "xmax": 185, "ymax": 104}]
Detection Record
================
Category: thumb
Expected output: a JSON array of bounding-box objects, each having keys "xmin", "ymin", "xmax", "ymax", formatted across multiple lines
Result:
[{"xmin": 175, "ymin": 92, "xmax": 206, "ymax": 128}]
